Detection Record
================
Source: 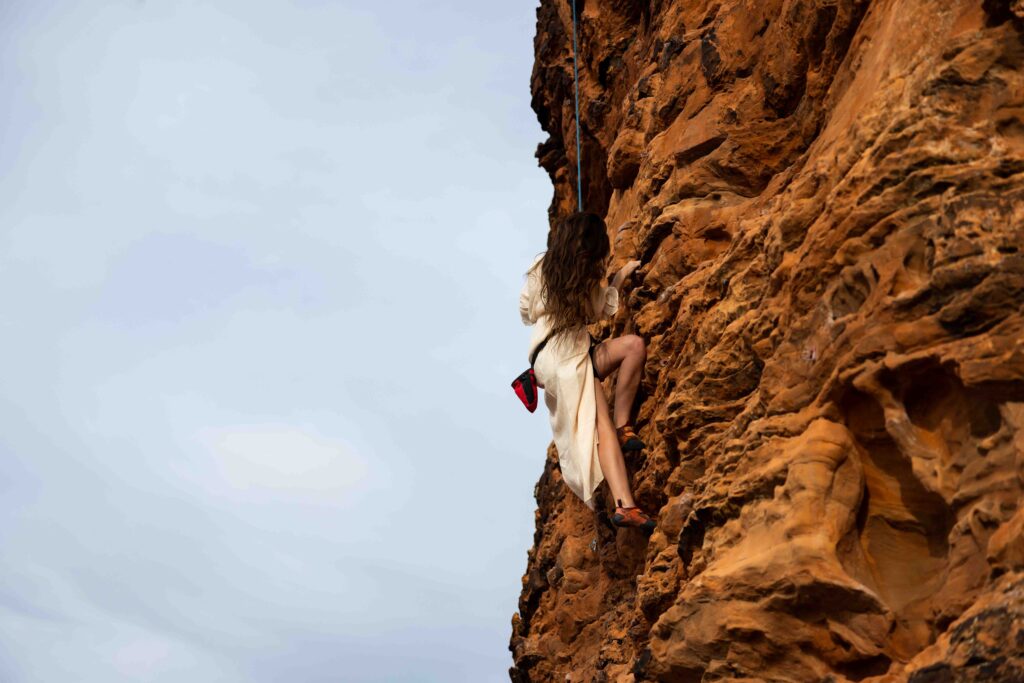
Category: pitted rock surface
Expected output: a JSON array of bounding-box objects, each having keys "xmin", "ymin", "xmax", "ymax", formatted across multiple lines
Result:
[{"xmin": 511, "ymin": 1, "xmax": 1024, "ymax": 682}]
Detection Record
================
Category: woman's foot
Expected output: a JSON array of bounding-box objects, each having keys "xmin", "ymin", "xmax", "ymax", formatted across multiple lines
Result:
[
  {"xmin": 612, "ymin": 499, "xmax": 656, "ymax": 531},
  {"xmin": 616, "ymin": 424, "xmax": 645, "ymax": 452}
]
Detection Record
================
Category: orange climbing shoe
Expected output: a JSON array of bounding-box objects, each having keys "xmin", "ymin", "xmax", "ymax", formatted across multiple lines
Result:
[
  {"xmin": 616, "ymin": 424, "xmax": 645, "ymax": 452},
  {"xmin": 612, "ymin": 499, "xmax": 656, "ymax": 532}
]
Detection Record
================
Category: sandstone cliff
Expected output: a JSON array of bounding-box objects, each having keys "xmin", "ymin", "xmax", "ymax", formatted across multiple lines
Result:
[{"xmin": 511, "ymin": 1, "xmax": 1024, "ymax": 681}]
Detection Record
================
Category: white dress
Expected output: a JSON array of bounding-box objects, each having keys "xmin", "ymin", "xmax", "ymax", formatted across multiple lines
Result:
[{"xmin": 518, "ymin": 253, "xmax": 619, "ymax": 510}]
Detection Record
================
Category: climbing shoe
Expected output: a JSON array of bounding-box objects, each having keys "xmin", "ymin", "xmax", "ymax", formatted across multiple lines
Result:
[
  {"xmin": 616, "ymin": 424, "xmax": 645, "ymax": 452},
  {"xmin": 612, "ymin": 499, "xmax": 656, "ymax": 532}
]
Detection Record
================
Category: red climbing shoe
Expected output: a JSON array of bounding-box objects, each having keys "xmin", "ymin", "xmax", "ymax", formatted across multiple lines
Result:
[
  {"xmin": 616, "ymin": 424, "xmax": 645, "ymax": 452},
  {"xmin": 612, "ymin": 499, "xmax": 656, "ymax": 532}
]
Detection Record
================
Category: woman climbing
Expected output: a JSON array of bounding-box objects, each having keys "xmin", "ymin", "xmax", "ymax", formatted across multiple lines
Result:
[{"xmin": 519, "ymin": 211, "xmax": 656, "ymax": 531}]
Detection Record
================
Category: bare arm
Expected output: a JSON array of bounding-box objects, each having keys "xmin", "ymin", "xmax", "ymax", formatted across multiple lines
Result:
[{"xmin": 610, "ymin": 260, "xmax": 641, "ymax": 289}]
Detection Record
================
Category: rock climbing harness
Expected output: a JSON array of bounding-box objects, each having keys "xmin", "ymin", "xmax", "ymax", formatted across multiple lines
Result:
[{"xmin": 571, "ymin": 0, "xmax": 583, "ymax": 211}]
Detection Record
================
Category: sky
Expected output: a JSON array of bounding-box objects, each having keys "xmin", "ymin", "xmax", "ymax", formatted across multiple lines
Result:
[{"xmin": 0, "ymin": 1, "xmax": 555, "ymax": 680}]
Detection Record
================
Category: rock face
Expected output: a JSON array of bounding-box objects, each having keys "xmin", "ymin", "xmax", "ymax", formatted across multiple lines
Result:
[{"xmin": 511, "ymin": 1, "xmax": 1024, "ymax": 681}]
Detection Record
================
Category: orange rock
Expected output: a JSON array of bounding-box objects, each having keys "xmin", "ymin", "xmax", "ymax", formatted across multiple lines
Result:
[{"xmin": 511, "ymin": 1, "xmax": 1024, "ymax": 681}]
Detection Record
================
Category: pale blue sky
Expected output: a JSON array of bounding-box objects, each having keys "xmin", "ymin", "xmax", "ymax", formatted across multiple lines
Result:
[{"xmin": 0, "ymin": 1, "xmax": 553, "ymax": 680}]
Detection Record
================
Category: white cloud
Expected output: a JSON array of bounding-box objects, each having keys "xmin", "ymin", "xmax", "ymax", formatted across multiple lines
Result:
[
  {"xmin": 0, "ymin": 0, "xmax": 552, "ymax": 680},
  {"xmin": 200, "ymin": 424, "xmax": 367, "ymax": 500}
]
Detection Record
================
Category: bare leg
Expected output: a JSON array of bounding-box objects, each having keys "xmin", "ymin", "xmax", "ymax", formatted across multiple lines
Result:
[
  {"xmin": 594, "ymin": 377, "xmax": 636, "ymax": 508},
  {"xmin": 592, "ymin": 335, "xmax": 647, "ymax": 428}
]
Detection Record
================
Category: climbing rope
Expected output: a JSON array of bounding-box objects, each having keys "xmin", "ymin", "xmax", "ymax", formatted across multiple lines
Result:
[{"xmin": 571, "ymin": 0, "xmax": 583, "ymax": 211}]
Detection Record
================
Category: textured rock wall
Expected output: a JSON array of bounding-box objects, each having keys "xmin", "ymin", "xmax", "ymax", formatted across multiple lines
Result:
[{"xmin": 511, "ymin": 1, "xmax": 1024, "ymax": 681}]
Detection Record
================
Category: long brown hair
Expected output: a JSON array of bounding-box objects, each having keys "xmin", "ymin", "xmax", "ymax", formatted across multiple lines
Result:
[{"xmin": 535, "ymin": 212, "xmax": 610, "ymax": 338}]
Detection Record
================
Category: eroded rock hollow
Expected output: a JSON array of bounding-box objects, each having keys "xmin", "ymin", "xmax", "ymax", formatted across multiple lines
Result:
[{"xmin": 510, "ymin": 1, "xmax": 1024, "ymax": 681}]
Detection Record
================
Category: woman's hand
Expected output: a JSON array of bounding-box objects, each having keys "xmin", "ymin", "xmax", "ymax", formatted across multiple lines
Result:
[{"xmin": 611, "ymin": 259, "xmax": 642, "ymax": 288}]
